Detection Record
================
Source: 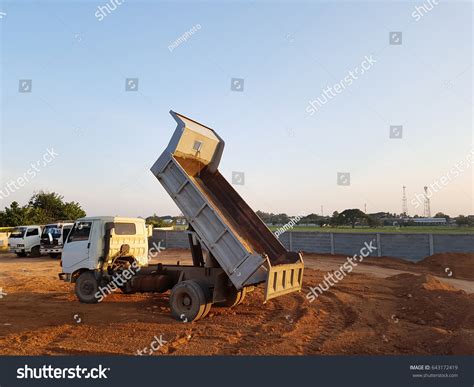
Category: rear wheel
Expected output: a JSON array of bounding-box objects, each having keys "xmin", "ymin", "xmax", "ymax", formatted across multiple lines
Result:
[
  {"xmin": 75, "ymin": 271, "xmax": 99, "ymax": 304},
  {"xmin": 215, "ymin": 286, "xmax": 246, "ymax": 308},
  {"xmin": 169, "ymin": 280, "xmax": 212, "ymax": 322},
  {"xmin": 30, "ymin": 246, "xmax": 41, "ymax": 257}
]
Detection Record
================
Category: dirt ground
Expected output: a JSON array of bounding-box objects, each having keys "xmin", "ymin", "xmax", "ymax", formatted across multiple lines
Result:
[{"xmin": 0, "ymin": 250, "xmax": 472, "ymax": 356}]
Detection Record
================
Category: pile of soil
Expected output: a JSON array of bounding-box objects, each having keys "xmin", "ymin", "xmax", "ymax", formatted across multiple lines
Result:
[
  {"xmin": 418, "ymin": 253, "xmax": 474, "ymax": 281},
  {"xmin": 386, "ymin": 273, "xmax": 474, "ymax": 355},
  {"xmin": 321, "ymin": 252, "xmax": 474, "ymax": 281}
]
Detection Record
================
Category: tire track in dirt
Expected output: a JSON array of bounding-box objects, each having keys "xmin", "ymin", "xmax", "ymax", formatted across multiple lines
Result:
[
  {"xmin": 209, "ymin": 290, "xmax": 306, "ymax": 355},
  {"xmin": 283, "ymin": 291, "xmax": 357, "ymax": 354}
]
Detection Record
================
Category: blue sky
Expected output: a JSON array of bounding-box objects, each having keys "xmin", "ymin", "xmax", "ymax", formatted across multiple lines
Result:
[{"xmin": 0, "ymin": 0, "xmax": 472, "ymax": 218}]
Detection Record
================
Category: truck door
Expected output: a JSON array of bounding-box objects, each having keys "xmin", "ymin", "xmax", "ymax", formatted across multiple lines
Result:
[
  {"xmin": 25, "ymin": 227, "xmax": 40, "ymax": 251},
  {"xmin": 62, "ymin": 221, "xmax": 93, "ymax": 270}
]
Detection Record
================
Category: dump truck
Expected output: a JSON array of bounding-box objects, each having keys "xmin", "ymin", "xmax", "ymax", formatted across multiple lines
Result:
[{"xmin": 59, "ymin": 111, "xmax": 304, "ymax": 322}]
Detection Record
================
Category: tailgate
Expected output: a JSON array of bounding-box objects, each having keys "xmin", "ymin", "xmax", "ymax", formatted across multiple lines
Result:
[{"xmin": 264, "ymin": 254, "xmax": 304, "ymax": 301}]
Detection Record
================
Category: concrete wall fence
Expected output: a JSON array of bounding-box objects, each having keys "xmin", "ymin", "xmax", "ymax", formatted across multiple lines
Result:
[{"xmin": 152, "ymin": 230, "xmax": 474, "ymax": 262}]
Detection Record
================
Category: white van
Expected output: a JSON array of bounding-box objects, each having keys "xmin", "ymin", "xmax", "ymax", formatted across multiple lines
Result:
[{"xmin": 8, "ymin": 226, "xmax": 42, "ymax": 257}]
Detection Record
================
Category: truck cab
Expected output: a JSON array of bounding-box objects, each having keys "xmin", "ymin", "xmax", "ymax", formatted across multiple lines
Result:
[
  {"xmin": 60, "ymin": 217, "xmax": 149, "ymax": 302},
  {"xmin": 40, "ymin": 222, "xmax": 74, "ymax": 258},
  {"xmin": 8, "ymin": 225, "xmax": 42, "ymax": 257}
]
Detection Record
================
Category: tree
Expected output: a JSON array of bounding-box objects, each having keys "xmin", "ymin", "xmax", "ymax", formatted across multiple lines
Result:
[
  {"xmin": 455, "ymin": 215, "xmax": 473, "ymax": 227},
  {"xmin": 301, "ymin": 213, "xmax": 319, "ymax": 224},
  {"xmin": 270, "ymin": 213, "xmax": 290, "ymax": 225},
  {"xmin": 29, "ymin": 192, "xmax": 85, "ymax": 222},
  {"xmin": 0, "ymin": 202, "xmax": 31, "ymax": 226},
  {"xmin": 61, "ymin": 201, "xmax": 87, "ymax": 221},
  {"xmin": 434, "ymin": 212, "xmax": 450, "ymax": 222},
  {"xmin": 366, "ymin": 215, "xmax": 380, "ymax": 228},
  {"xmin": 318, "ymin": 218, "xmax": 328, "ymax": 227},
  {"xmin": 0, "ymin": 192, "xmax": 86, "ymax": 227},
  {"xmin": 338, "ymin": 209, "xmax": 367, "ymax": 228},
  {"xmin": 256, "ymin": 211, "xmax": 273, "ymax": 224},
  {"xmin": 330, "ymin": 211, "xmax": 340, "ymax": 227},
  {"xmin": 146, "ymin": 214, "xmax": 169, "ymax": 228}
]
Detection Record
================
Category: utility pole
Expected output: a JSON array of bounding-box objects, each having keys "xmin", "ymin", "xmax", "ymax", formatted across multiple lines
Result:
[
  {"xmin": 423, "ymin": 186, "xmax": 431, "ymax": 217},
  {"xmin": 402, "ymin": 186, "xmax": 408, "ymax": 216}
]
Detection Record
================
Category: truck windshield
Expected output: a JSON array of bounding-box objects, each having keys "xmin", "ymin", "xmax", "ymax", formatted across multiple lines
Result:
[
  {"xmin": 42, "ymin": 226, "xmax": 62, "ymax": 238},
  {"xmin": 68, "ymin": 222, "xmax": 92, "ymax": 242},
  {"xmin": 10, "ymin": 228, "xmax": 26, "ymax": 238}
]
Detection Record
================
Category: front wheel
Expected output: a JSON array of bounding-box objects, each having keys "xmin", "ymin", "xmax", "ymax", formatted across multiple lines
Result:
[
  {"xmin": 75, "ymin": 271, "xmax": 100, "ymax": 304},
  {"xmin": 30, "ymin": 246, "xmax": 41, "ymax": 257}
]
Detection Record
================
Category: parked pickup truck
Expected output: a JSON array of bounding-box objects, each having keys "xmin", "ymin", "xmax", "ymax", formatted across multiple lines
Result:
[
  {"xmin": 59, "ymin": 111, "xmax": 304, "ymax": 322},
  {"xmin": 8, "ymin": 225, "xmax": 42, "ymax": 257},
  {"xmin": 40, "ymin": 222, "xmax": 74, "ymax": 259}
]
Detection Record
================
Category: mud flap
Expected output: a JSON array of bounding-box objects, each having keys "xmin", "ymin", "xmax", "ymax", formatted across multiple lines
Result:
[{"xmin": 264, "ymin": 254, "xmax": 304, "ymax": 302}]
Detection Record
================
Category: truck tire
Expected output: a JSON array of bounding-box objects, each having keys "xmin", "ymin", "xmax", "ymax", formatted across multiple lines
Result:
[
  {"xmin": 30, "ymin": 246, "xmax": 41, "ymax": 257},
  {"xmin": 169, "ymin": 280, "xmax": 212, "ymax": 322},
  {"xmin": 215, "ymin": 286, "xmax": 246, "ymax": 308},
  {"xmin": 75, "ymin": 271, "xmax": 100, "ymax": 304}
]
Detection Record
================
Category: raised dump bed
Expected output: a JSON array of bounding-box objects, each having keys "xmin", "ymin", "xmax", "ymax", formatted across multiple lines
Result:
[{"xmin": 151, "ymin": 111, "xmax": 304, "ymax": 301}]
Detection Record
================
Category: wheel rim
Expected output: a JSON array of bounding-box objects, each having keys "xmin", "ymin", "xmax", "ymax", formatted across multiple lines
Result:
[
  {"xmin": 80, "ymin": 280, "xmax": 95, "ymax": 296},
  {"xmin": 183, "ymin": 295, "xmax": 192, "ymax": 307},
  {"xmin": 177, "ymin": 292, "xmax": 193, "ymax": 311}
]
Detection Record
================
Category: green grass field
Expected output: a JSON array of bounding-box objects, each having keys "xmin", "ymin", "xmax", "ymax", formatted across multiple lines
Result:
[{"xmin": 268, "ymin": 226, "xmax": 474, "ymax": 234}]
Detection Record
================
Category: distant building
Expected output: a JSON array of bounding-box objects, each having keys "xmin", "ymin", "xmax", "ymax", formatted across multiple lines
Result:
[
  {"xmin": 175, "ymin": 218, "xmax": 188, "ymax": 226},
  {"xmin": 411, "ymin": 217, "xmax": 447, "ymax": 225}
]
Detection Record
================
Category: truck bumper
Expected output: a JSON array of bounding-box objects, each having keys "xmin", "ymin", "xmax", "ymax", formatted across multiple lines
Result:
[
  {"xmin": 41, "ymin": 248, "xmax": 62, "ymax": 254},
  {"xmin": 9, "ymin": 248, "xmax": 25, "ymax": 254},
  {"xmin": 58, "ymin": 273, "xmax": 71, "ymax": 282}
]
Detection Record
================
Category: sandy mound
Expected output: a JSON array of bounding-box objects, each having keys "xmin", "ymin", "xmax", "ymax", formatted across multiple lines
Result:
[
  {"xmin": 389, "ymin": 273, "xmax": 459, "ymax": 292},
  {"xmin": 418, "ymin": 253, "xmax": 474, "ymax": 281},
  {"xmin": 388, "ymin": 273, "xmax": 473, "ymax": 337}
]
